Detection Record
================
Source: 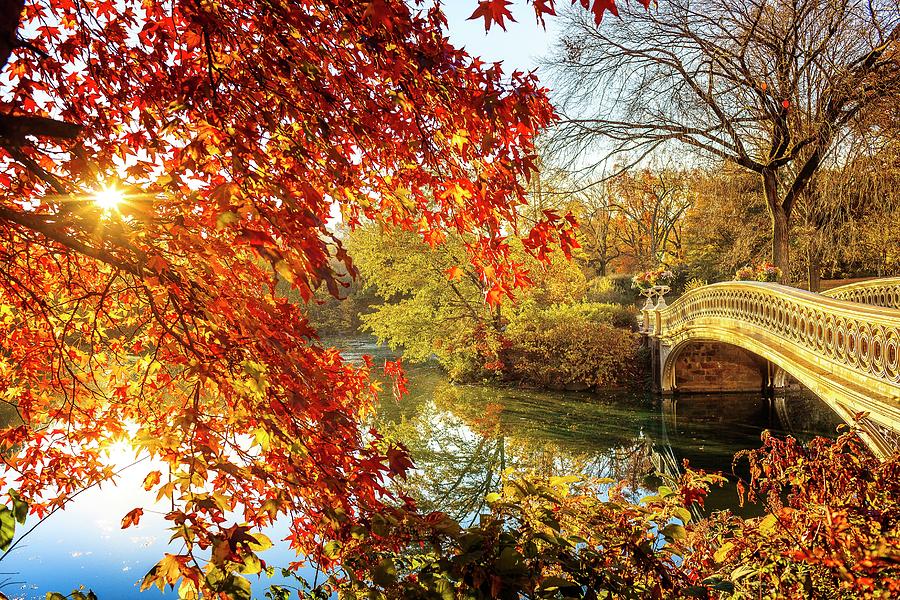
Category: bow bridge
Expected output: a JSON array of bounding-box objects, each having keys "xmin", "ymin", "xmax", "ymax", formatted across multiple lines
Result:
[{"xmin": 642, "ymin": 278, "xmax": 900, "ymax": 457}]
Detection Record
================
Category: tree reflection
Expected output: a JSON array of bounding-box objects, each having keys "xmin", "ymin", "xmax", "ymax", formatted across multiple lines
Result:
[{"xmin": 376, "ymin": 379, "xmax": 657, "ymax": 523}]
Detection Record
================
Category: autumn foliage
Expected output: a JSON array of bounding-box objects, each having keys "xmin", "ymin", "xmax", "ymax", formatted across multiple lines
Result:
[
  {"xmin": 0, "ymin": 0, "xmax": 587, "ymax": 594},
  {"xmin": 335, "ymin": 427, "xmax": 900, "ymax": 599}
]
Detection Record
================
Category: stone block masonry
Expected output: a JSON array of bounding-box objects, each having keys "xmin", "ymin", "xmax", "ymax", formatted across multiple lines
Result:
[{"xmin": 673, "ymin": 341, "xmax": 766, "ymax": 393}]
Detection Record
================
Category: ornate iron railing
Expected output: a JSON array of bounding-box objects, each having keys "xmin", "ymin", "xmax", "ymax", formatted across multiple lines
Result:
[
  {"xmin": 822, "ymin": 277, "xmax": 900, "ymax": 309},
  {"xmin": 654, "ymin": 281, "xmax": 900, "ymax": 388}
]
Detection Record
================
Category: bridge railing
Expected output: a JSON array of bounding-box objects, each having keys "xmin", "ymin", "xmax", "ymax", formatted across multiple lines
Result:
[
  {"xmin": 647, "ymin": 281, "xmax": 900, "ymax": 389},
  {"xmin": 821, "ymin": 277, "xmax": 900, "ymax": 309}
]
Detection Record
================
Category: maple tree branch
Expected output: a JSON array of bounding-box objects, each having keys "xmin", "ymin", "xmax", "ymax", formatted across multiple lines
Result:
[
  {"xmin": 0, "ymin": 0, "xmax": 24, "ymax": 73},
  {"xmin": 0, "ymin": 114, "xmax": 82, "ymax": 143},
  {"xmin": 0, "ymin": 206, "xmax": 140, "ymax": 276}
]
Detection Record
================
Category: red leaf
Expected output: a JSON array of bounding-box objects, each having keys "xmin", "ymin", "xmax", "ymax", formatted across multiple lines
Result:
[
  {"xmin": 588, "ymin": 0, "xmax": 619, "ymax": 25},
  {"xmin": 469, "ymin": 0, "xmax": 516, "ymax": 31},
  {"xmin": 533, "ymin": 0, "xmax": 557, "ymax": 23},
  {"xmin": 387, "ymin": 446, "xmax": 414, "ymax": 478}
]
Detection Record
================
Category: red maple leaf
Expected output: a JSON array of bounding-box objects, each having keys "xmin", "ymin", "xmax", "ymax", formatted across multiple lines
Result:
[
  {"xmin": 469, "ymin": 0, "xmax": 517, "ymax": 32},
  {"xmin": 587, "ymin": 0, "xmax": 619, "ymax": 24},
  {"xmin": 533, "ymin": 0, "xmax": 557, "ymax": 26}
]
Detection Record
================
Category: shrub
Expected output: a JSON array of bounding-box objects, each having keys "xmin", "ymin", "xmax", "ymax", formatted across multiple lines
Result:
[
  {"xmin": 502, "ymin": 302, "xmax": 642, "ymax": 389},
  {"xmin": 334, "ymin": 428, "xmax": 900, "ymax": 600},
  {"xmin": 683, "ymin": 277, "xmax": 707, "ymax": 293},
  {"xmin": 734, "ymin": 262, "xmax": 783, "ymax": 282},
  {"xmin": 631, "ymin": 268, "xmax": 675, "ymax": 291},
  {"xmin": 513, "ymin": 300, "xmax": 639, "ymax": 331},
  {"xmin": 584, "ymin": 276, "xmax": 636, "ymax": 305}
]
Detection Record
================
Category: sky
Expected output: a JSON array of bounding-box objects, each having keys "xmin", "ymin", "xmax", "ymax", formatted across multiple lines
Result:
[{"xmin": 440, "ymin": 1, "xmax": 557, "ymax": 73}]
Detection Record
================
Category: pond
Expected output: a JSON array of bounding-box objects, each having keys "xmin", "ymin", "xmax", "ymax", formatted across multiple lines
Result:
[{"xmin": 0, "ymin": 338, "xmax": 844, "ymax": 599}]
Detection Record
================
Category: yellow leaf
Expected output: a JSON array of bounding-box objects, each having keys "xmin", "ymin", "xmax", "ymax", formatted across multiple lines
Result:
[
  {"xmin": 451, "ymin": 129, "xmax": 469, "ymax": 151},
  {"xmin": 759, "ymin": 513, "xmax": 778, "ymax": 532},
  {"xmin": 714, "ymin": 541, "xmax": 734, "ymax": 563},
  {"xmin": 249, "ymin": 532, "xmax": 273, "ymax": 552},
  {"xmin": 274, "ymin": 260, "xmax": 295, "ymax": 283}
]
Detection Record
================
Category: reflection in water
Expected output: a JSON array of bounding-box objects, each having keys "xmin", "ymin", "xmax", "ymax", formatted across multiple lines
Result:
[
  {"xmin": 0, "ymin": 338, "xmax": 845, "ymax": 597},
  {"xmin": 366, "ymin": 330, "xmax": 845, "ymax": 521}
]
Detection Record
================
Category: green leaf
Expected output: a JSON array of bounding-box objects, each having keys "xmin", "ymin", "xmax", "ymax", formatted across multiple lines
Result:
[
  {"xmin": 371, "ymin": 557, "xmax": 397, "ymax": 587},
  {"xmin": 730, "ymin": 564, "xmax": 756, "ymax": 581},
  {"xmin": 0, "ymin": 506, "xmax": 16, "ymax": 551},
  {"xmin": 45, "ymin": 594, "xmax": 67, "ymax": 600},
  {"xmin": 9, "ymin": 489, "xmax": 28, "ymax": 524},
  {"xmin": 485, "ymin": 492, "xmax": 501, "ymax": 504},
  {"xmin": 674, "ymin": 507, "xmax": 692, "ymax": 524},
  {"xmin": 538, "ymin": 575, "xmax": 580, "ymax": 592},
  {"xmin": 221, "ymin": 575, "xmax": 252, "ymax": 600},
  {"xmin": 495, "ymin": 546, "xmax": 525, "ymax": 574},
  {"xmin": 322, "ymin": 540, "xmax": 342, "ymax": 559},
  {"xmin": 661, "ymin": 523, "xmax": 686, "ymax": 541}
]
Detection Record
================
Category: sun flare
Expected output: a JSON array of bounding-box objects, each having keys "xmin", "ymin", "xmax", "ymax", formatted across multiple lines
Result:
[{"xmin": 93, "ymin": 185, "xmax": 124, "ymax": 211}]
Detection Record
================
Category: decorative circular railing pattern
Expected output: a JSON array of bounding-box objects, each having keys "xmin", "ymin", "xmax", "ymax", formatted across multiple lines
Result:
[
  {"xmin": 822, "ymin": 277, "xmax": 900, "ymax": 309},
  {"xmin": 655, "ymin": 281, "xmax": 900, "ymax": 388}
]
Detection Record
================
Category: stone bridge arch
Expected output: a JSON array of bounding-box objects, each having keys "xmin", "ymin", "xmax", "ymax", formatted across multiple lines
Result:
[{"xmin": 661, "ymin": 339, "xmax": 770, "ymax": 394}]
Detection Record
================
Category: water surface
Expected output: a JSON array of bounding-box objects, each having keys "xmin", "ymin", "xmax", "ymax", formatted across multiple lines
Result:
[{"xmin": 0, "ymin": 338, "xmax": 844, "ymax": 598}]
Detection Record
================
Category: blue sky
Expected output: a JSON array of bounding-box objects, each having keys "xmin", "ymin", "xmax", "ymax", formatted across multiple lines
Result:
[{"xmin": 440, "ymin": 1, "xmax": 556, "ymax": 73}]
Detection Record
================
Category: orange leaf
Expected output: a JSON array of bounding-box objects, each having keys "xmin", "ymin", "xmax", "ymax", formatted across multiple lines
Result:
[
  {"xmin": 122, "ymin": 507, "xmax": 143, "ymax": 529},
  {"xmin": 143, "ymin": 471, "xmax": 162, "ymax": 491},
  {"xmin": 445, "ymin": 265, "xmax": 463, "ymax": 281},
  {"xmin": 486, "ymin": 283, "xmax": 504, "ymax": 308}
]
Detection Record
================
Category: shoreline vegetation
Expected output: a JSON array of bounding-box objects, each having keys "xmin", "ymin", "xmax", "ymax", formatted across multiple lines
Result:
[{"xmin": 299, "ymin": 226, "xmax": 647, "ymax": 392}]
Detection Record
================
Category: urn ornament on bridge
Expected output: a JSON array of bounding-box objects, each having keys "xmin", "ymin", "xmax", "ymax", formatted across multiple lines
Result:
[
  {"xmin": 654, "ymin": 285, "xmax": 671, "ymax": 309},
  {"xmin": 633, "ymin": 269, "xmax": 674, "ymax": 333}
]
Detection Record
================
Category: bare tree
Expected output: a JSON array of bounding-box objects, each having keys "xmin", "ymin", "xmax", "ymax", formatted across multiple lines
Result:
[
  {"xmin": 607, "ymin": 169, "xmax": 693, "ymax": 269},
  {"xmin": 572, "ymin": 187, "xmax": 621, "ymax": 275},
  {"xmin": 544, "ymin": 0, "xmax": 900, "ymax": 281}
]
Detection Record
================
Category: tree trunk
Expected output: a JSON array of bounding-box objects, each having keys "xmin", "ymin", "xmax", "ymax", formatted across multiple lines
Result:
[
  {"xmin": 806, "ymin": 238, "xmax": 821, "ymax": 292},
  {"xmin": 772, "ymin": 206, "xmax": 790, "ymax": 284},
  {"xmin": 763, "ymin": 170, "xmax": 790, "ymax": 284}
]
